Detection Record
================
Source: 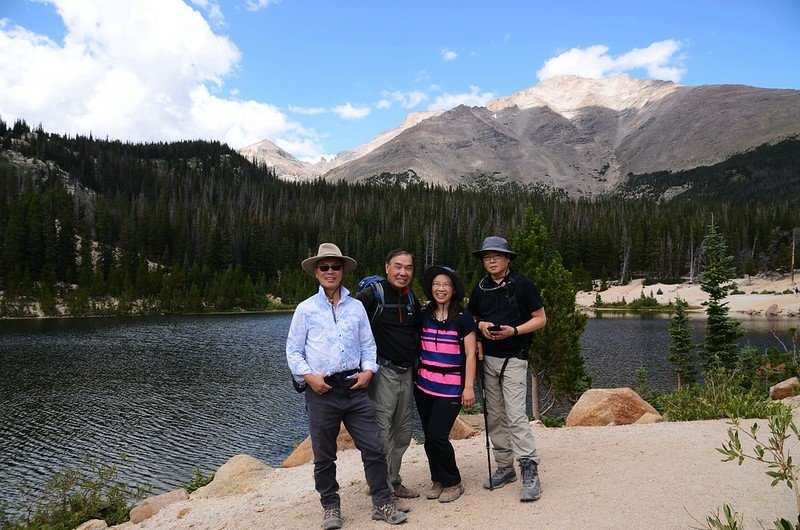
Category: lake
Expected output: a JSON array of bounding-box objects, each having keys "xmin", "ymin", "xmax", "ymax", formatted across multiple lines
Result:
[{"xmin": 0, "ymin": 313, "xmax": 794, "ymax": 513}]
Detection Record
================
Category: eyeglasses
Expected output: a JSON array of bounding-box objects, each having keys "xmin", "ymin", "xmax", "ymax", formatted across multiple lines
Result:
[
  {"xmin": 432, "ymin": 281, "xmax": 453, "ymax": 288},
  {"xmin": 317, "ymin": 263, "xmax": 343, "ymax": 272},
  {"xmin": 482, "ymin": 253, "xmax": 507, "ymax": 262}
]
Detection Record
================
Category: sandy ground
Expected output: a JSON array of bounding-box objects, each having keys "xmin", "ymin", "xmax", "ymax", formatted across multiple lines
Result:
[
  {"xmin": 116, "ymin": 415, "xmax": 798, "ymax": 530},
  {"xmin": 576, "ymin": 274, "xmax": 800, "ymax": 318}
]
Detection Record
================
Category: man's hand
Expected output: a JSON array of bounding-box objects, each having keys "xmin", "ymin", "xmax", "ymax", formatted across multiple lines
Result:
[
  {"xmin": 349, "ymin": 370, "xmax": 373, "ymax": 390},
  {"xmin": 304, "ymin": 374, "xmax": 331, "ymax": 394}
]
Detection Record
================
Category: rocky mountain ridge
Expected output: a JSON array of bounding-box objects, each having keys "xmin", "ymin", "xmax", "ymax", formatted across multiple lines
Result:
[{"xmin": 239, "ymin": 75, "xmax": 800, "ymax": 196}]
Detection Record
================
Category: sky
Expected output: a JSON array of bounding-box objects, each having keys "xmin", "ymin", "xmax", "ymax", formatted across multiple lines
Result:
[{"xmin": 1, "ymin": 1, "xmax": 799, "ymax": 163}]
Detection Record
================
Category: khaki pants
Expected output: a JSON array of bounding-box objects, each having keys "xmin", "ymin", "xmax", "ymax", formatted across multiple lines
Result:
[
  {"xmin": 483, "ymin": 355, "xmax": 540, "ymax": 468},
  {"xmin": 369, "ymin": 364, "xmax": 414, "ymax": 489}
]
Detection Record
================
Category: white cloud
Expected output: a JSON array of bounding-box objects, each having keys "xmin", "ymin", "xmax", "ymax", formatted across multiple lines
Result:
[
  {"xmin": 0, "ymin": 0, "xmax": 322, "ymax": 152},
  {"xmin": 427, "ymin": 85, "xmax": 496, "ymax": 111},
  {"xmin": 379, "ymin": 90, "xmax": 428, "ymax": 109},
  {"xmin": 189, "ymin": 0, "xmax": 225, "ymax": 26},
  {"xmin": 376, "ymin": 99, "xmax": 391, "ymax": 109},
  {"xmin": 244, "ymin": 0, "xmax": 281, "ymax": 12},
  {"xmin": 442, "ymin": 48, "xmax": 457, "ymax": 61},
  {"xmin": 332, "ymin": 102, "xmax": 371, "ymax": 120},
  {"xmin": 537, "ymin": 40, "xmax": 686, "ymax": 83},
  {"xmin": 289, "ymin": 105, "xmax": 327, "ymax": 115}
]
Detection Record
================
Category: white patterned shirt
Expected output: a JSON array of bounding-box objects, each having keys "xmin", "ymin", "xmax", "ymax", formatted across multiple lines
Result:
[{"xmin": 286, "ymin": 285, "xmax": 378, "ymax": 382}]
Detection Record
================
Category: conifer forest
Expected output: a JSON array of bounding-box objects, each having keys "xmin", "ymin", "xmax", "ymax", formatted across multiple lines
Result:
[{"xmin": 1, "ymin": 117, "xmax": 798, "ymax": 316}]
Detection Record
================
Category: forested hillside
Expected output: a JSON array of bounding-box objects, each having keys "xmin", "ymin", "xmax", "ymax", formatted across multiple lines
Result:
[{"xmin": 1, "ymin": 118, "xmax": 798, "ymax": 316}]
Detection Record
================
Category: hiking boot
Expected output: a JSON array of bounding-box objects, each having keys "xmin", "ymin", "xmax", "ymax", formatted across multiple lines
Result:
[
  {"xmin": 321, "ymin": 507, "xmax": 342, "ymax": 530},
  {"xmin": 438, "ymin": 483, "xmax": 464, "ymax": 503},
  {"xmin": 393, "ymin": 484, "xmax": 419, "ymax": 498},
  {"xmin": 425, "ymin": 481, "xmax": 443, "ymax": 500},
  {"xmin": 372, "ymin": 501, "xmax": 408, "ymax": 525},
  {"xmin": 519, "ymin": 458, "xmax": 542, "ymax": 502},
  {"xmin": 390, "ymin": 494, "xmax": 412, "ymax": 513},
  {"xmin": 483, "ymin": 465, "xmax": 517, "ymax": 489}
]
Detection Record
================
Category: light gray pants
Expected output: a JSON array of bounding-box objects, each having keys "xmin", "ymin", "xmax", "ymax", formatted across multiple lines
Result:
[
  {"xmin": 483, "ymin": 355, "xmax": 540, "ymax": 468},
  {"xmin": 369, "ymin": 364, "xmax": 414, "ymax": 489}
]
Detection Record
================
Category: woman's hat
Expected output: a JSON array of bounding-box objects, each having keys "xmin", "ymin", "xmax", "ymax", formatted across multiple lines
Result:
[
  {"xmin": 422, "ymin": 265, "xmax": 466, "ymax": 303},
  {"xmin": 472, "ymin": 235, "xmax": 517, "ymax": 260},
  {"xmin": 301, "ymin": 243, "xmax": 357, "ymax": 276}
]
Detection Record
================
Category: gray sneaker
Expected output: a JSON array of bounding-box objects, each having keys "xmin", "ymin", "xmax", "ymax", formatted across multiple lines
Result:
[
  {"xmin": 519, "ymin": 458, "xmax": 542, "ymax": 501},
  {"xmin": 372, "ymin": 501, "xmax": 408, "ymax": 525},
  {"xmin": 322, "ymin": 507, "xmax": 342, "ymax": 530},
  {"xmin": 483, "ymin": 465, "xmax": 517, "ymax": 489}
]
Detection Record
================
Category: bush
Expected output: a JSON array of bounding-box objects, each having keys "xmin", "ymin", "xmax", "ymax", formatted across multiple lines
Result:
[
  {"xmin": 656, "ymin": 368, "xmax": 783, "ymax": 421},
  {"xmin": 1, "ymin": 458, "xmax": 150, "ymax": 529},
  {"xmin": 183, "ymin": 468, "xmax": 214, "ymax": 494}
]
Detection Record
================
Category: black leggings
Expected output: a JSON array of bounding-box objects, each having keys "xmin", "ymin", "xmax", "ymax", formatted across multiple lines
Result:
[{"xmin": 414, "ymin": 386, "xmax": 462, "ymax": 487}]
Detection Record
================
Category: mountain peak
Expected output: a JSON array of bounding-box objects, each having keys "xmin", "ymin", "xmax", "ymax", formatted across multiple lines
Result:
[{"xmin": 487, "ymin": 75, "xmax": 679, "ymax": 117}]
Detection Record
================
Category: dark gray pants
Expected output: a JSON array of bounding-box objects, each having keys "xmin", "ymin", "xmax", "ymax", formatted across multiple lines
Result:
[{"xmin": 305, "ymin": 386, "xmax": 392, "ymax": 509}]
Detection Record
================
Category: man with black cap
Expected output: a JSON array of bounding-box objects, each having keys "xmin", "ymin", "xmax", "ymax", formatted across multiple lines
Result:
[
  {"xmin": 287, "ymin": 243, "xmax": 408, "ymax": 528},
  {"xmin": 467, "ymin": 235, "xmax": 547, "ymax": 502}
]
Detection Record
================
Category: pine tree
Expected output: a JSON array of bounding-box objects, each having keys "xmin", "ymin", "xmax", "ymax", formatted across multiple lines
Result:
[
  {"xmin": 699, "ymin": 218, "xmax": 743, "ymax": 371},
  {"xmin": 512, "ymin": 208, "xmax": 591, "ymax": 418},
  {"xmin": 667, "ymin": 297, "xmax": 696, "ymax": 388}
]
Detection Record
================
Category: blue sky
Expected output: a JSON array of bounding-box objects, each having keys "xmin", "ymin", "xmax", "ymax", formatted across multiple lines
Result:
[{"xmin": 1, "ymin": 0, "xmax": 799, "ymax": 162}]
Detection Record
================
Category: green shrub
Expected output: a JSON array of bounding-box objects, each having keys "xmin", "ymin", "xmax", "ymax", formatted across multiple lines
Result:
[
  {"xmin": 699, "ymin": 405, "xmax": 800, "ymax": 530},
  {"xmin": 656, "ymin": 368, "xmax": 783, "ymax": 421},
  {"xmin": 183, "ymin": 468, "xmax": 214, "ymax": 494},
  {"xmin": 1, "ymin": 457, "xmax": 150, "ymax": 529}
]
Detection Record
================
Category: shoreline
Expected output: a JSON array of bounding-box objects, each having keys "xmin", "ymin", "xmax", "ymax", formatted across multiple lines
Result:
[{"xmin": 577, "ymin": 274, "xmax": 800, "ymax": 320}]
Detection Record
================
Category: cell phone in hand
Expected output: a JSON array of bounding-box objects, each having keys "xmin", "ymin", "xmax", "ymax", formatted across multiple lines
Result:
[{"xmin": 488, "ymin": 325, "xmax": 503, "ymax": 332}]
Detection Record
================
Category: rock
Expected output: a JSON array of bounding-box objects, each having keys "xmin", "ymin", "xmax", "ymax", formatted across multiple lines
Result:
[
  {"xmin": 566, "ymin": 388, "xmax": 661, "ymax": 427},
  {"xmin": 771, "ymin": 377, "xmax": 800, "ymax": 400},
  {"xmin": 282, "ymin": 423, "xmax": 356, "ymax": 467},
  {"xmin": 74, "ymin": 520, "xmax": 108, "ymax": 530},
  {"xmin": 635, "ymin": 412, "xmax": 665, "ymax": 424},
  {"xmin": 449, "ymin": 416, "xmax": 478, "ymax": 440},
  {"xmin": 129, "ymin": 488, "xmax": 189, "ymax": 524},
  {"xmin": 191, "ymin": 455, "xmax": 273, "ymax": 499}
]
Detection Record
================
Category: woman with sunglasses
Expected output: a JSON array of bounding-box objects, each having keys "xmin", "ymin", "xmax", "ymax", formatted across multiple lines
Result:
[{"xmin": 414, "ymin": 265, "xmax": 477, "ymax": 503}]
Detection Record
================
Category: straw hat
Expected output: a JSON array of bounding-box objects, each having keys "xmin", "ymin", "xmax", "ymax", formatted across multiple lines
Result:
[{"xmin": 301, "ymin": 243, "xmax": 357, "ymax": 276}]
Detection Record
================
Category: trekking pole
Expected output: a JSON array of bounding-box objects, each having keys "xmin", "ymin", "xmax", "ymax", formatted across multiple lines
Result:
[{"xmin": 476, "ymin": 340, "xmax": 493, "ymax": 491}]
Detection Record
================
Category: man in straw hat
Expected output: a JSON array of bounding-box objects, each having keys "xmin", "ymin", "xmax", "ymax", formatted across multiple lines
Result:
[
  {"xmin": 467, "ymin": 236, "xmax": 547, "ymax": 502},
  {"xmin": 287, "ymin": 243, "xmax": 408, "ymax": 528}
]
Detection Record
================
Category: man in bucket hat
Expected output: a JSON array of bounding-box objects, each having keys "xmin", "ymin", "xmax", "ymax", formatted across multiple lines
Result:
[
  {"xmin": 287, "ymin": 243, "xmax": 407, "ymax": 528},
  {"xmin": 467, "ymin": 236, "xmax": 547, "ymax": 502}
]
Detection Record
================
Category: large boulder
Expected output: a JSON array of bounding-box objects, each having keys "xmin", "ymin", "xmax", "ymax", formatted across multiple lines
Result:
[
  {"xmin": 129, "ymin": 488, "xmax": 189, "ymax": 524},
  {"xmin": 566, "ymin": 388, "xmax": 662, "ymax": 427},
  {"xmin": 191, "ymin": 454, "xmax": 273, "ymax": 499},
  {"xmin": 770, "ymin": 377, "xmax": 800, "ymax": 400}
]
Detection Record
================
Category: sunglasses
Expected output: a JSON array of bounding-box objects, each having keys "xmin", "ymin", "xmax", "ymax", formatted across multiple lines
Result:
[{"xmin": 317, "ymin": 263, "xmax": 343, "ymax": 272}]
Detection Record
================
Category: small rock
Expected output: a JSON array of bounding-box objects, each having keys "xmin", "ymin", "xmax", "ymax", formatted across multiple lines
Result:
[
  {"xmin": 771, "ymin": 377, "xmax": 800, "ymax": 400},
  {"xmin": 74, "ymin": 520, "xmax": 108, "ymax": 530},
  {"xmin": 130, "ymin": 489, "xmax": 189, "ymax": 524}
]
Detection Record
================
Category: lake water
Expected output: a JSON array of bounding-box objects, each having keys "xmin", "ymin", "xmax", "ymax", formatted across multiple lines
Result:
[{"xmin": 0, "ymin": 313, "xmax": 795, "ymax": 513}]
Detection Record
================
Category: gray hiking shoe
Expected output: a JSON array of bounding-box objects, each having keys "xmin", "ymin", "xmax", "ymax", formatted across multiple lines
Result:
[
  {"xmin": 519, "ymin": 458, "xmax": 542, "ymax": 502},
  {"xmin": 390, "ymin": 494, "xmax": 411, "ymax": 513},
  {"xmin": 483, "ymin": 465, "xmax": 517, "ymax": 489},
  {"xmin": 322, "ymin": 507, "xmax": 342, "ymax": 529},
  {"xmin": 372, "ymin": 501, "xmax": 408, "ymax": 525}
]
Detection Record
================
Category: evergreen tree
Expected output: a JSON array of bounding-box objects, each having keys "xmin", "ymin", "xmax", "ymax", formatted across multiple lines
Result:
[
  {"xmin": 667, "ymin": 297, "xmax": 696, "ymax": 388},
  {"xmin": 512, "ymin": 208, "xmax": 591, "ymax": 418},
  {"xmin": 699, "ymin": 218, "xmax": 743, "ymax": 371}
]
